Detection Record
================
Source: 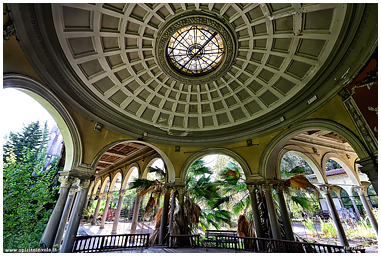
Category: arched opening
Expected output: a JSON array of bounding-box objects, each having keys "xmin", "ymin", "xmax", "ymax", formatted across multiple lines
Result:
[
  {"xmin": 178, "ymin": 151, "xmax": 249, "ymax": 236},
  {"xmin": 3, "ymin": 74, "xmax": 82, "ymax": 175},
  {"xmin": 3, "ymin": 75, "xmax": 82, "ymax": 249}
]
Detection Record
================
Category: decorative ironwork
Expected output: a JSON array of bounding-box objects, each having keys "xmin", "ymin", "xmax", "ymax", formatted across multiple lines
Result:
[{"xmin": 167, "ymin": 25, "xmax": 225, "ymax": 75}]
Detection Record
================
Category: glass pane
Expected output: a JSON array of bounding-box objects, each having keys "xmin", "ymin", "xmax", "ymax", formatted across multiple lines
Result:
[{"xmin": 167, "ymin": 25, "xmax": 225, "ymax": 75}]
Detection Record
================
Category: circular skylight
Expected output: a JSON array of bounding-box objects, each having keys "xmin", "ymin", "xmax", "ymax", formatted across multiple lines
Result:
[{"xmin": 167, "ymin": 25, "xmax": 225, "ymax": 75}]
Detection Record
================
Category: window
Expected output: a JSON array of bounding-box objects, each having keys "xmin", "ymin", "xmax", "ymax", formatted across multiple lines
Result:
[{"xmin": 167, "ymin": 25, "xmax": 225, "ymax": 75}]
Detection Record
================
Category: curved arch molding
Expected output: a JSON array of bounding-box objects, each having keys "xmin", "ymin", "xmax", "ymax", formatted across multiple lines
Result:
[
  {"xmin": 3, "ymin": 73, "xmax": 87, "ymax": 178},
  {"xmin": 259, "ymin": 119, "xmax": 369, "ymax": 180}
]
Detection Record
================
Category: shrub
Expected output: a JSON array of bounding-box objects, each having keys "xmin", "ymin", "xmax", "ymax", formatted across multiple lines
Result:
[{"xmin": 302, "ymin": 218, "xmax": 317, "ymax": 236}]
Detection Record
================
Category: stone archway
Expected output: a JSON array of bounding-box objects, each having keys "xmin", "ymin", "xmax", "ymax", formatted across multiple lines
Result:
[
  {"xmin": 259, "ymin": 119, "xmax": 369, "ymax": 180},
  {"xmin": 178, "ymin": 147, "xmax": 253, "ymax": 185},
  {"xmin": 278, "ymin": 144, "xmax": 326, "ymax": 183},
  {"xmin": 3, "ymin": 73, "xmax": 83, "ymax": 176},
  {"xmin": 92, "ymin": 140, "xmax": 176, "ymax": 183}
]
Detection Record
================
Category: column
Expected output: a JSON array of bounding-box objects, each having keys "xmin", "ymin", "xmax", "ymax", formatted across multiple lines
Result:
[
  {"xmin": 111, "ymin": 190, "xmax": 126, "ymax": 234},
  {"xmin": 366, "ymin": 196, "xmax": 374, "ymax": 210},
  {"xmin": 354, "ymin": 186, "xmax": 378, "ymax": 235},
  {"xmin": 53, "ymin": 188, "xmax": 76, "ymax": 248},
  {"xmin": 39, "ymin": 176, "xmax": 74, "ymax": 249},
  {"xmin": 337, "ymin": 196, "xmax": 345, "ymax": 208},
  {"xmin": 317, "ymin": 185, "xmax": 349, "ymax": 247},
  {"xmin": 247, "ymin": 185, "xmax": 265, "ymax": 238},
  {"xmin": 176, "ymin": 186, "xmax": 187, "ymax": 234},
  {"xmin": 130, "ymin": 189, "xmax": 142, "ymax": 234},
  {"xmin": 91, "ymin": 193, "xmax": 104, "ymax": 225},
  {"xmin": 168, "ymin": 189, "xmax": 177, "ymax": 235},
  {"xmin": 99, "ymin": 192, "xmax": 113, "ymax": 229},
  {"xmin": 159, "ymin": 185, "xmax": 171, "ymax": 244},
  {"xmin": 262, "ymin": 184, "xmax": 282, "ymax": 240},
  {"xmin": 60, "ymin": 179, "xmax": 91, "ymax": 253},
  {"xmin": 349, "ymin": 196, "xmax": 362, "ymax": 221},
  {"xmin": 275, "ymin": 185, "xmax": 294, "ymax": 241}
]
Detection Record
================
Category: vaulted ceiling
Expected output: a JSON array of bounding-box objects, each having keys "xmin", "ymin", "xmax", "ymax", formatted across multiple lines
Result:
[{"xmin": 7, "ymin": 3, "xmax": 375, "ymax": 145}]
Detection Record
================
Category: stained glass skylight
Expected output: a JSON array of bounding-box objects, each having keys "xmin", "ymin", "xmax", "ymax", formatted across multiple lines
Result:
[{"xmin": 167, "ymin": 25, "xmax": 225, "ymax": 75}]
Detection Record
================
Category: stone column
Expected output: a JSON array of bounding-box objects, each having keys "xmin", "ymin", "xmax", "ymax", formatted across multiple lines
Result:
[
  {"xmin": 262, "ymin": 184, "xmax": 282, "ymax": 239},
  {"xmin": 317, "ymin": 185, "xmax": 349, "ymax": 247},
  {"xmin": 357, "ymin": 158, "xmax": 378, "ymax": 194},
  {"xmin": 100, "ymin": 192, "xmax": 113, "ymax": 229},
  {"xmin": 354, "ymin": 186, "xmax": 378, "ymax": 235},
  {"xmin": 111, "ymin": 190, "xmax": 126, "ymax": 234},
  {"xmin": 130, "ymin": 189, "xmax": 142, "ymax": 234},
  {"xmin": 40, "ymin": 176, "xmax": 74, "ymax": 249},
  {"xmin": 176, "ymin": 186, "xmax": 186, "ymax": 234},
  {"xmin": 53, "ymin": 188, "xmax": 76, "ymax": 247},
  {"xmin": 60, "ymin": 179, "xmax": 91, "ymax": 253},
  {"xmin": 159, "ymin": 185, "xmax": 171, "ymax": 244},
  {"xmin": 247, "ymin": 185, "xmax": 265, "ymax": 238},
  {"xmin": 349, "ymin": 196, "xmax": 362, "ymax": 220},
  {"xmin": 366, "ymin": 196, "xmax": 374, "ymax": 210},
  {"xmin": 168, "ymin": 189, "xmax": 177, "ymax": 235},
  {"xmin": 91, "ymin": 193, "xmax": 104, "ymax": 225},
  {"xmin": 275, "ymin": 185, "xmax": 294, "ymax": 241}
]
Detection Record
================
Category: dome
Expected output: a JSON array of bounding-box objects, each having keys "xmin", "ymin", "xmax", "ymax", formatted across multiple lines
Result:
[{"xmin": 8, "ymin": 3, "xmax": 365, "ymax": 145}]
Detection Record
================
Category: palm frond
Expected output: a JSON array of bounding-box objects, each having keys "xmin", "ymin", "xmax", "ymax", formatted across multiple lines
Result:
[
  {"xmin": 211, "ymin": 195, "xmax": 231, "ymax": 209},
  {"xmin": 290, "ymin": 196, "xmax": 312, "ymax": 211},
  {"xmin": 284, "ymin": 174, "xmax": 317, "ymax": 191},
  {"xmin": 148, "ymin": 166, "xmax": 165, "ymax": 179}
]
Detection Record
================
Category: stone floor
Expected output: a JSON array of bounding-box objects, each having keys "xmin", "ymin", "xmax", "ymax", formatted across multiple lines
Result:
[{"xmin": 77, "ymin": 220, "xmax": 378, "ymax": 253}]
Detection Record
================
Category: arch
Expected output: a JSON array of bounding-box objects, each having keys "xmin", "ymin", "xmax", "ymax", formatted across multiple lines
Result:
[
  {"xmin": 92, "ymin": 179, "xmax": 102, "ymax": 195},
  {"xmin": 121, "ymin": 162, "xmax": 140, "ymax": 190},
  {"xmin": 87, "ymin": 181, "xmax": 95, "ymax": 196},
  {"xmin": 322, "ymin": 152, "xmax": 360, "ymax": 185},
  {"xmin": 92, "ymin": 140, "xmax": 175, "ymax": 182},
  {"xmin": 100, "ymin": 175, "xmax": 111, "ymax": 193},
  {"xmin": 141, "ymin": 153, "xmax": 162, "ymax": 179},
  {"xmin": 3, "ymin": 73, "xmax": 83, "ymax": 175},
  {"xmin": 259, "ymin": 119, "xmax": 369, "ymax": 180},
  {"xmin": 278, "ymin": 144, "xmax": 326, "ymax": 183},
  {"xmin": 179, "ymin": 148, "xmax": 252, "ymax": 183},
  {"xmin": 109, "ymin": 170, "xmax": 123, "ymax": 192}
]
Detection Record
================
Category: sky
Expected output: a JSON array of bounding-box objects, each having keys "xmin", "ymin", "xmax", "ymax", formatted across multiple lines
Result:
[{"xmin": 2, "ymin": 88, "xmax": 56, "ymax": 142}]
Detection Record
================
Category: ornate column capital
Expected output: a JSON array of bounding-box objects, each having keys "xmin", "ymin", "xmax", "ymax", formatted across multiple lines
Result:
[
  {"xmin": 274, "ymin": 184, "xmax": 285, "ymax": 193},
  {"xmin": 107, "ymin": 191, "xmax": 113, "ymax": 198},
  {"xmin": 246, "ymin": 184, "xmax": 256, "ymax": 194},
  {"xmin": 69, "ymin": 188, "xmax": 77, "ymax": 196},
  {"xmin": 175, "ymin": 185, "xmax": 185, "ymax": 196},
  {"xmin": 98, "ymin": 192, "xmax": 105, "ymax": 200},
  {"xmin": 78, "ymin": 179, "xmax": 91, "ymax": 191},
  {"xmin": 90, "ymin": 194, "xmax": 96, "ymax": 200},
  {"xmin": 353, "ymin": 186, "xmax": 365, "ymax": 196},
  {"xmin": 119, "ymin": 190, "xmax": 126, "ymax": 197},
  {"xmin": 58, "ymin": 176, "xmax": 75, "ymax": 188},
  {"xmin": 316, "ymin": 184, "xmax": 331, "ymax": 195},
  {"xmin": 261, "ymin": 183, "xmax": 273, "ymax": 192}
]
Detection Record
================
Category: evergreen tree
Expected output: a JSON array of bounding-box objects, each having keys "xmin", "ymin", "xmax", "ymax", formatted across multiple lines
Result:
[{"xmin": 3, "ymin": 121, "xmax": 50, "ymax": 163}]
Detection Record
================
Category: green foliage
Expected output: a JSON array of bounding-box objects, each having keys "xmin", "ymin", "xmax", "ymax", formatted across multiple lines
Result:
[
  {"xmin": 290, "ymin": 196, "xmax": 313, "ymax": 212},
  {"xmin": 344, "ymin": 217, "xmax": 377, "ymax": 239},
  {"xmin": 302, "ymin": 218, "xmax": 317, "ymax": 236},
  {"xmin": 3, "ymin": 148, "xmax": 60, "ymax": 249},
  {"xmin": 280, "ymin": 152, "xmax": 313, "ymax": 179},
  {"xmin": 3, "ymin": 121, "xmax": 50, "ymax": 163},
  {"xmin": 319, "ymin": 218, "xmax": 337, "ymax": 238}
]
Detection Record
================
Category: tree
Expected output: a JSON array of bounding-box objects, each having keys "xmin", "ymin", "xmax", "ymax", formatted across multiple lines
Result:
[
  {"xmin": 3, "ymin": 121, "xmax": 50, "ymax": 163},
  {"xmin": 3, "ymin": 121, "xmax": 60, "ymax": 250},
  {"xmin": 3, "ymin": 149, "xmax": 60, "ymax": 249}
]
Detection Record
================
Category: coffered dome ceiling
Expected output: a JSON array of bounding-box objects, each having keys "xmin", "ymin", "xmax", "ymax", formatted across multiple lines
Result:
[{"xmin": 9, "ymin": 3, "xmax": 375, "ymax": 145}]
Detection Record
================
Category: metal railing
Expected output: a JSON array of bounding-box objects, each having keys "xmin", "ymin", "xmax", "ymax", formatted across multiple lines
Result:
[
  {"xmin": 233, "ymin": 236, "xmax": 365, "ymax": 253},
  {"xmin": 168, "ymin": 234, "xmax": 200, "ymax": 248},
  {"xmin": 72, "ymin": 233, "xmax": 149, "ymax": 253}
]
